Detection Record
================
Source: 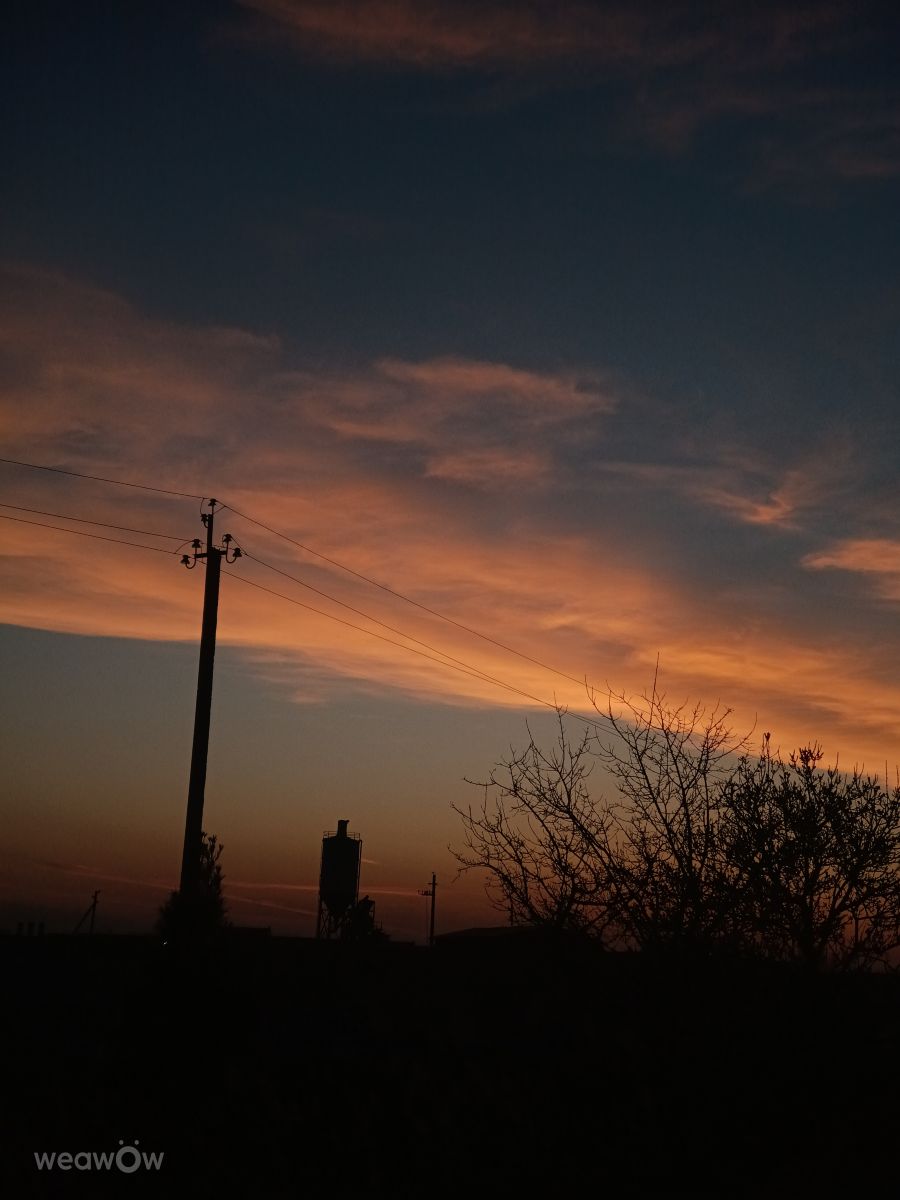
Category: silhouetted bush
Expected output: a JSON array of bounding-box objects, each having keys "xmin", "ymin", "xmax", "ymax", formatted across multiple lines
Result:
[
  {"xmin": 157, "ymin": 831, "xmax": 229, "ymax": 944},
  {"xmin": 723, "ymin": 740, "xmax": 900, "ymax": 968}
]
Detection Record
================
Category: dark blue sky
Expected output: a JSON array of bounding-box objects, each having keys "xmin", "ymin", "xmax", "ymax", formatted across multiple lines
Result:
[{"xmin": 6, "ymin": 1, "xmax": 899, "ymax": 380}]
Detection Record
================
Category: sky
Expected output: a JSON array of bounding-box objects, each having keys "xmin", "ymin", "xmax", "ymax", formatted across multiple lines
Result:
[{"xmin": 2, "ymin": 0, "xmax": 900, "ymax": 940}]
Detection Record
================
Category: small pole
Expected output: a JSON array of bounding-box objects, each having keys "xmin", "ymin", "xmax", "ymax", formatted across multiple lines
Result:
[
  {"xmin": 72, "ymin": 889, "xmax": 101, "ymax": 935},
  {"xmin": 418, "ymin": 873, "xmax": 437, "ymax": 946}
]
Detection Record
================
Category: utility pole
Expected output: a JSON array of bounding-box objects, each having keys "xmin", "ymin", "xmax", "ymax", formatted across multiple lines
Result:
[
  {"xmin": 72, "ymin": 889, "xmax": 100, "ymax": 935},
  {"xmin": 178, "ymin": 499, "xmax": 241, "ymax": 899},
  {"xmin": 419, "ymin": 873, "xmax": 437, "ymax": 946}
]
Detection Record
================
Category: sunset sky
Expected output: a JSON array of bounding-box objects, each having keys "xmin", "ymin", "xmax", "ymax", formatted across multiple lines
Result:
[{"xmin": 3, "ymin": 1, "xmax": 900, "ymax": 941}]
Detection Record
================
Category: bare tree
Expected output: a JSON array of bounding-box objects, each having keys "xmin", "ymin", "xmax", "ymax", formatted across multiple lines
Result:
[
  {"xmin": 721, "ymin": 742, "xmax": 900, "ymax": 969},
  {"xmin": 590, "ymin": 682, "xmax": 749, "ymax": 954},
  {"xmin": 451, "ymin": 712, "xmax": 614, "ymax": 934},
  {"xmin": 452, "ymin": 685, "xmax": 748, "ymax": 949}
]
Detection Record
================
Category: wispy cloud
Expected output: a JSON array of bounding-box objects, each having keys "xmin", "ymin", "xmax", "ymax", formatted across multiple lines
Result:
[
  {"xmin": 598, "ymin": 434, "xmax": 857, "ymax": 533},
  {"xmin": 30, "ymin": 858, "xmax": 173, "ymax": 894},
  {"xmin": 3, "ymin": 262, "xmax": 900, "ymax": 765},
  {"xmin": 803, "ymin": 538, "xmax": 900, "ymax": 601},
  {"xmin": 226, "ymin": 893, "xmax": 319, "ymax": 918},
  {"xmin": 285, "ymin": 355, "xmax": 613, "ymax": 491},
  {"xmin": 234, "ymin": 1, "xmax": 900, "ymax": 186},
  {"xmin": 236, "ymin": 0, "xmax": 654, "ymax": 69},
  {"xmin": 236, "ymin": 1, "xmax": 842, "ymax": 74}
]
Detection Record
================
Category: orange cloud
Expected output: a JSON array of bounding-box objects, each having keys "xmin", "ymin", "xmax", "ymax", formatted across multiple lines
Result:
[
  {"xmin": 0, "ymin": 264, "xmax": 277, "ymax": 443},
  {"xmin": 275, "ymin": 355, "xmax": 614, "ymax": 487},
  {"xmin": 803, "ymin": 539, "xmax": 900, "ymax": 601},
  {"xmin": 424, "ymin": 445, "xmax": 550, "ymax": 486},
  {"xmin": 691, "ymin": 460, "xmax": 839, "ymax": 529},
  {"xmin": 2, "ymin": 262, "xmax": 900, "ymax": 770},
  {"xmin": 599, "ymin": 440, "xmax": 855, "ymax": 532}
]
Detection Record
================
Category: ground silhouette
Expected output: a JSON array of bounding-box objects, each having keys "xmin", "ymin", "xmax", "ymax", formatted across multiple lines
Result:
[{"xmin": 4, "ymin": 931, "xmax": 899, "ymax": 1197}]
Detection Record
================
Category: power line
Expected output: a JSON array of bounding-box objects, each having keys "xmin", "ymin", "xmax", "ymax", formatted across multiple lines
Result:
[
  {"xmin": 0, "ymin": 461, "xmax": 647, "ymax": 722},
  {"xmin": 0, "ymin": 497, "xmax": 662, "ymax": 742},
  {"xmin": 241, "ymin": 549, "xmax": 585, "ymax": 699},
  {"xmin": 0, "ymin": 511, "xmax": 186, "ymax": 554},
  {"xmin": 0, "ymin": 462, "xmax": 628, "ymax": 712},
  {"xmin": 223, "ymin": 564, "xmax": 616, "ymax": 735},
  {"xmin": 0, "ymin": 500, "xmax": 187, "ymax": 541},
  {"xmin": 0, "ymin": 473, "xmax": 726, "ymax": 753},
  {"xmin": 228, "ymin": 568, "xmax": 551, "ymax": 704},
  {"xmin": 232, "ymin": 529, "xmax": 734, "ymax": 748},
  {"xmin": 0, "ymin": 456, "xmax": 205, "ymax": 500},
  {"xmin": 0, "ymin": 499, "xmax": 618, "ymax": 730},
  {"xmin": 225, "ymin": 499, "xmax": 628, "ymax": 705}
]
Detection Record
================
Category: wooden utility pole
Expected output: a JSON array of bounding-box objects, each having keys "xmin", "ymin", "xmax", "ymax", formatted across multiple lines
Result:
[
  {"xmin": 419, "ymin": 873, "xmax": 437, "ymax": 946},
  {"xmin": 178, "ymin": 500, "xmax": 240, "ymax": 898},
  {"xmin": 72, "ymin": 889, "xmax": 100, "ymax": 935}
]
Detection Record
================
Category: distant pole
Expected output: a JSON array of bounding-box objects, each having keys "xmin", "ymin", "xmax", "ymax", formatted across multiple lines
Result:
[
  {"xmin": 178, "ymin": 500, "xmax": 241, "ymax": 898},
  {"xmin": 420, "ymin": 874, "xmax": 437, "ymax": 946},
  {"xmin": 72, "ymin": 889, "xmax": 101, "ymax": 935}
]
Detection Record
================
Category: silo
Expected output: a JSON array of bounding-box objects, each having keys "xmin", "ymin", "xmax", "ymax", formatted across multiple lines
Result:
[{"xmin": 316, "ymin": 819, "xmax": 362, "ymax": 939}]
